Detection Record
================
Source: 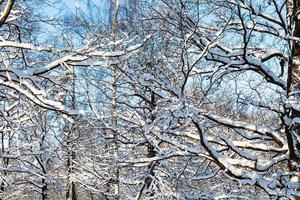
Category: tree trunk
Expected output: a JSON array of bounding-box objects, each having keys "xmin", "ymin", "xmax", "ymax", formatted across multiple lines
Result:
[
  {"xmin": 288, "ymin": 0, "xmax": 300, "ymax": 167},
  {"xmin": 135, "ymin": 91, "xmax": 157, "ymax": 200},
  {"xmin": 111, "ymin": 1, "xmax": 120, "ymax": 199},
  {"xmin": 145, "ymin": 91, "xmax": 157, "ymax": 192},
  {"xmin": 66, "ymin": 67, "xmax": 77, "ymax": 200},
  {"xmin": 0, "ymin": 130, "xmax": 9, "ymax": 200},
  {"xmin": 287, "ymin": 1, "xmax": 300, "ymax": 199},
  {"xmin": 112, "ymin": 62, "xmax": 120, "ymax": 200},
  {"xmin": 41, "ymin": 177, "xmax": 47, "ymax": 200}
]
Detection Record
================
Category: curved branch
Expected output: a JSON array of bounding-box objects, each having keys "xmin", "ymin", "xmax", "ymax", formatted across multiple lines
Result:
[{"xmin": 0, "ymin": 0, "xmax": 15, "ymax": 28}]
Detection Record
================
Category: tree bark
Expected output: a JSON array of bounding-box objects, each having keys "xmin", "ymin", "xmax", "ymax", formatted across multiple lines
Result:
[
  {"xmin": 41, "ymin": 177, "xmax": 47, "ymax": 200},
  {"xmin": 287, "ymin": 1, "xmax": 300, "ymax": 199},
  {"xmin": 111, "ymin": 1, "xmax": 121, "ymax": 199},
  {"xmin": 288, "ymin": 0, "xmax": 300, "ymax": 165},
  {"xmin": 66, "ymin": 67, "xmax": 77, "ymax": 200}
]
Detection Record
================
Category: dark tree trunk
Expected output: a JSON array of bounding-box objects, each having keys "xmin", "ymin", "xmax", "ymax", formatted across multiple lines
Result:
[
  {"xmin": 287, "ymin": 1, "xmax": 300, "ymax": 199},
  {"xmin": 41, "ymin": 178, "xmax": 47, "ymax": 200},
  {"xmin": 287, "ymin": 0, "xmax": 300, "ymax": 167},
  {"xmin": 145, "ymin": 91, "xmax": 157, "ymax": 194}
]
